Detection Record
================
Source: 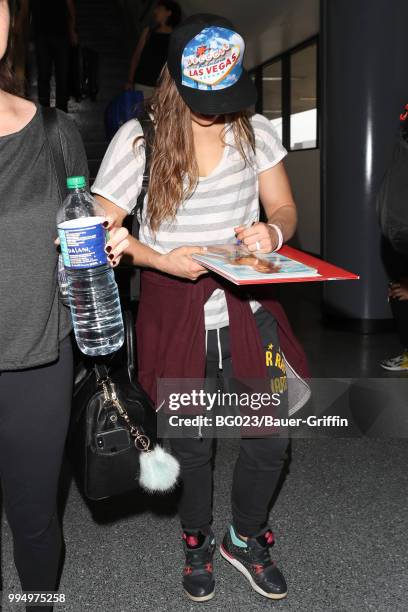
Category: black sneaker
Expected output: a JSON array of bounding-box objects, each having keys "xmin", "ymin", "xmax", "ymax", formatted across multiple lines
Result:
[
  {"xmin": 182, "ymin": 530, "xmax": 216, "ymax": 602},
  {"xmin": 220, "ymin": 525, "xmax": 287, "ymax": 600}
]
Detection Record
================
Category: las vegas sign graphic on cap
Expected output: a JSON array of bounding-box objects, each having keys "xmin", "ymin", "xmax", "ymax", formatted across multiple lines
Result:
[{"xmin": 181, "ymin": 27, "xmax": 245, "ymax": 91}]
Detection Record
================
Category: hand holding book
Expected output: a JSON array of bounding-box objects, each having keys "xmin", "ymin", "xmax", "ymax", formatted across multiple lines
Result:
[{"xmin": 234, "ymin": 221, "xmax": 282, "ymax": 254}]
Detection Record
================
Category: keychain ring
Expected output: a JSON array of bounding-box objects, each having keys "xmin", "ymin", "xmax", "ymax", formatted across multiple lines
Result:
[{"xmin": 134, "ymin": 435, "xmax": 151, "ymax": 452}]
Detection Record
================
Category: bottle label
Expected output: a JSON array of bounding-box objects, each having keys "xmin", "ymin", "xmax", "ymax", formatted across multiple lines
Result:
[{"xmin": 58, "ymin": 217, "xmax": 108, "ymax": 269}]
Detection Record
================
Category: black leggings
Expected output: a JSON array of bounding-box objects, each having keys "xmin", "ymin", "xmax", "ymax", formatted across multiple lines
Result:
[
  {"xmin": 35, "ymin": 34, "xmax": 70, "ymax": 112},
  {"xmin": 170, "ymin": 308, "xmax": 289, "ymax": 537},
  {"xmin": 0, "ymin": 338, "xmax": 73, "ymax": 608}
]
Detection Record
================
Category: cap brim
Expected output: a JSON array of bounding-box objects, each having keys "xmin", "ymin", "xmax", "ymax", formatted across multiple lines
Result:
[{"xmin": 176, "ymin": 70, "xmax": 257, "ymax": 115}]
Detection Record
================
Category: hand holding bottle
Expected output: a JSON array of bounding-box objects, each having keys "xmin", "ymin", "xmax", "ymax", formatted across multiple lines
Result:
[
  {"xmin": 104, "ymin": 224, "xmax": 130, "ymax": 267},
  {"xmin": 55, "ymin": 218, "xmax": 130, "ymax": 267},
  {"xmin": 56, "ymin": 176, "xmax": 125, "ymax": 356}
]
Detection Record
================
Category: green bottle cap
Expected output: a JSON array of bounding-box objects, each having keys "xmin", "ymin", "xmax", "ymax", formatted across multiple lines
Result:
[{"xmin": 67, "ymin": 176, "xmax": 86, "ymax": 189}]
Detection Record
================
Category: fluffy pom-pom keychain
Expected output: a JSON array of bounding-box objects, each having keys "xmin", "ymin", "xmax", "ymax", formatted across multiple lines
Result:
[{"xmin": 139, "ymin": 445, "xmax": 180, "ymax": 493}]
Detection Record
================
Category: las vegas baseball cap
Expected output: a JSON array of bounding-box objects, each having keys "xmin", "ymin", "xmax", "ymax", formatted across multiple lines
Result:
[{"xmin": 167, "ymin": 14, "xmax": 257, "ymax": 115}]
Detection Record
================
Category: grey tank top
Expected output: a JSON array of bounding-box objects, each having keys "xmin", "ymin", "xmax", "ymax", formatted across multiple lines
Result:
[{"xmin": 0, "ymin": 106, "xmax": 88, "ymax": 370}]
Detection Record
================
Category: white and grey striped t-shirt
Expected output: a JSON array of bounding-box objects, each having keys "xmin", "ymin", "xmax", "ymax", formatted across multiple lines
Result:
[{"xmin": 92, "ymin": 113, "xmax": 287, "ymax": 329}]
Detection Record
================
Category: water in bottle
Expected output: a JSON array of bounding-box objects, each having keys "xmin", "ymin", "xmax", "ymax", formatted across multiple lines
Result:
[
  {"xmin": 57, "ymin": 176, "xmax": 124, "ymax": 356},
  {"xmin": 57, "ymin": 253, "xmax": 69, "ymax": 303}
]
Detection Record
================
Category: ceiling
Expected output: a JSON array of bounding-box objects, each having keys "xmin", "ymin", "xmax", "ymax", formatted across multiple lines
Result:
[{"xmin": 181, "ymin": 0, "xmax": 320, "ymax": 68}]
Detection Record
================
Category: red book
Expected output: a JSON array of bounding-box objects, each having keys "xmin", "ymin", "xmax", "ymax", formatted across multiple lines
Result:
[
  {"xmin": 192, "ymin": 244, "xmax": 359, "ymax": 286},
  {"xmin": 275, "ymin": 245, "xmax": 359, "ymax": 284}
]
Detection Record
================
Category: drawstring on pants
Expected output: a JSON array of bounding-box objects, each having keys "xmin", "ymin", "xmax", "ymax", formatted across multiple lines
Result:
[
  {"xmin": 199, "ymin": 328, "xmax": 223, "ymax": 440},
  {"xmin": 216, "ymin": 328, "xmax": 223, "ymax": 370},
  {"xmin": 205, "ymin": 329, "xmax": 223, "ymax": 370}
]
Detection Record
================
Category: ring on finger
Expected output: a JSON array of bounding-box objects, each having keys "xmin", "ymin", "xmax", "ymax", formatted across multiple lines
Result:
[{"xmin": 255, "ymin": 240, "xmax": 261, "ymax": 251}]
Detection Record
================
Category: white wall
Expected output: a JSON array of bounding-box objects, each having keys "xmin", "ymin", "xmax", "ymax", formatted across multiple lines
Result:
[{"xmin": 285, "ymin": 149, "xmax": 320, "ymax": 254}]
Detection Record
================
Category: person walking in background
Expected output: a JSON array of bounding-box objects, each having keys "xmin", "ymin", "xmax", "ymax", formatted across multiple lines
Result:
[
  {"xmin": 17, "ymin": 0, "xmax": 78, "ymax": 112},
  {"xmin": 125, "ymin": 0, "xmax": 181, "ymax": 99}
]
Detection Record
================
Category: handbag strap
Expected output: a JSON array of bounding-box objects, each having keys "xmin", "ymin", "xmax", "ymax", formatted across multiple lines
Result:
[
  {"xmin": 91, "ymin": 311, "xmax": 135, "ymax": 384},
  {"xmin": 132, "ymin": 110, "xmax": 154, "ymax": 237},
  {"xmin": 94, "ymin": 362, "xmax": 109, "ymax": 381},
  {"xmin": 123, "ymin": 309, "xmax": 137, "ymax": 383},
  {"xmin": 138, "ymin": 110, "xmax": 154, "ymax": 198},
  {"xmin": 41, "ymin": 107, "xmax": 68, "ymax": 204}
]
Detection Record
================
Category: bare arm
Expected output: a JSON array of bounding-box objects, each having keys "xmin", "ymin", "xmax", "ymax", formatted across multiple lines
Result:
[
  {"xmin": 259, "ymin": 162, "xmax": 297, "ymax": 241},
  {"xmin": 66, "ymin": 0, "xmax": 78, "ymax": 46},
  {"xmin": 96, "ymin": 195, "xmax": 208, "ymax": 280},
  {"xmin": 235, "ymin": 161, "xmax": 297, "ymax": 253},
  {"xmin": 96, "ymin": 194, "xmax": 162, "ymax": 268},
  {"xmin": 126, "ymin": 27, "xmax": 150, "ymax": 87},
  {"xmin": 95, "ymin": 195, "xmax": 128, "ymax": 228}
]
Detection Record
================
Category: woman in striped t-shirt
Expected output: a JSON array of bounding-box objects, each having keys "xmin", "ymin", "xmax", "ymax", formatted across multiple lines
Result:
[{"xmin": 96, "ymin": 14, "xmax": 310, "ymax": 604}]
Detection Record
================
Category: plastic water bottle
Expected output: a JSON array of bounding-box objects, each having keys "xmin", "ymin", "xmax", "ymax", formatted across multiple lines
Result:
[{"xmin": 57, "ymin": 176, "xmax": 124, "ymax": 356}]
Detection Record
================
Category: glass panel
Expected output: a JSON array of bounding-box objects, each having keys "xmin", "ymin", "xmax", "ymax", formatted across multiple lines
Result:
[
  {"xmin": 290, "ymin": 43, "xmax": 317, "ymax": 150},
  {"xmin": 262, "ymin": 60, "xmax": 282, "ymax": 141}
]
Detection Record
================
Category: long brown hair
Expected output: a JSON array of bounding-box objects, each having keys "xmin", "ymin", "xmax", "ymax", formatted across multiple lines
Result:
[
  {"xmin": 142, "ymin": 65, "xmax": 255, "ymax": 232},
  {"xmin": 0, "ymin": 0, "xmax": 19, "ymax": 94}
]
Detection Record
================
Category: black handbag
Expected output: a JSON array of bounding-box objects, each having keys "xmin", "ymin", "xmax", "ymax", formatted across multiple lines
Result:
[{"xmin": 68, "ymin": 310, "xmax": 178, "ymax": 501}]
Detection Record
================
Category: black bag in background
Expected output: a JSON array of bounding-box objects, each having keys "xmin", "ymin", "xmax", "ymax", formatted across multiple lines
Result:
[
  {"xmin": 70, "ymin": 45, "xmax": 99, "ymax": 102},
  {"xmin": 377, "ymin": 112, "xmax": 408, "ymax": 258}
]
